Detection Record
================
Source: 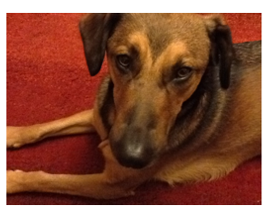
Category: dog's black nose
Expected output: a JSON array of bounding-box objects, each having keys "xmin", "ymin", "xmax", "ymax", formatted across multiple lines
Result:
[
  {"xmin": 110, "ymin": 129, "xmax": 155, "ymax": 169},
  {"xmin": 116, "ymin": 146, "xmax": 153, "ymax": 169}
]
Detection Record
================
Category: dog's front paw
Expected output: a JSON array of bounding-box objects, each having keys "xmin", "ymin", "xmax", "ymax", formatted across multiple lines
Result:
[
  {"xmin": 6, "ymin": 170, "xmax": 26, "ymax": 194},
  {"xmin": 6, "ymin": 126, "xmax": 39, "ymax": 148}
]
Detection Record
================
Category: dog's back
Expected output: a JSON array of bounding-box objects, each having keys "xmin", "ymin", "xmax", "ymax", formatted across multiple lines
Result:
[{"xmin": 234, "ymin": 41, "xmax": 261, "ymax": 68}]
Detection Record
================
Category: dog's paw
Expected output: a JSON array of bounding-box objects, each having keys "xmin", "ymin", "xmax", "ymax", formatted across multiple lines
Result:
[
  {"xmin": 6, "ymin": 170, "xmax": 25, "ymax": 194},
  {"xmin": 6, "ymin": 126, "xmax": 39, "ymax": 148},
  {"xmin": 6, "ymin": 126, "xmax": 27, "ymax": 148},
  {"xmin": 98, "ymin": 140, "xmax": 109, "ymax": 149}
]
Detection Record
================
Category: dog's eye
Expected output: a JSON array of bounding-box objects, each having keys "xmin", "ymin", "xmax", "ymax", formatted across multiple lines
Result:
[
  {"xmin": 174, "ymin": 67, "xmax": 193, "ymax": 81},
  {"xmin": 116, "ymin": 54, "xmax": 131, "ymax": 69}
]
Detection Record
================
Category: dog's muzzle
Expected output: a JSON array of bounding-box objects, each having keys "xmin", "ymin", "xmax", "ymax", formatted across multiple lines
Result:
[{"xmin": 110, "ymin": 126, "xmax": 156, "ymax": 169}]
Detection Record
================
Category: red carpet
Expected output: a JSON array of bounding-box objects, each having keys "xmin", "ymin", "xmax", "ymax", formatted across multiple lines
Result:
[{"xmin": 6, "ymin": 13, "xmax": 261, "ymax": 205}]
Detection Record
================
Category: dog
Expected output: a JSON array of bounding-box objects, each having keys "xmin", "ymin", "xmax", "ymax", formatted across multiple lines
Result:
[{"xmin": 6, "ymin": 13, "xmax": 261, "ymax": 199}]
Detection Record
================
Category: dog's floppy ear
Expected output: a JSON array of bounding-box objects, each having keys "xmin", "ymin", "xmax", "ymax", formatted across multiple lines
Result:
[
  {"xmin": 79, "ymin": 13, "xmax": 122, "ymax": 76},
  {"xmin": 204, "ymin": 14, "xmax": 234, "ymax": 89}
]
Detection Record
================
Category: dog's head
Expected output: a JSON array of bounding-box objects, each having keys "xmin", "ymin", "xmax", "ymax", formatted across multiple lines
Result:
[{"xmin": 80, "ymin": 14, "xmax": 234, "ymax": 169}]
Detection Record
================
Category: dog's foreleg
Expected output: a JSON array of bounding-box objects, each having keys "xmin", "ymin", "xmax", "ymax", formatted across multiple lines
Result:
[
  {"xmin": 7, "ymin": 110, "xmax": 95, "ymax": 148},
  {"xmin": 6, "ymin": 170, "xmax": 135, "ymax": 199},
  {"xmin": 7, "ymin": 142, "xmax": 154, "ymax": 199}
]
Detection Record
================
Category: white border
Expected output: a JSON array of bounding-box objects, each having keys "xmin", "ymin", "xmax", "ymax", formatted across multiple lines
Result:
[
  {"xmin": 1, "ymin": 0, "xmax": 265, "ymax": 13},
  {"xmin": 2, "ymin": 0, "xmax": 265, "ymax": 209}
]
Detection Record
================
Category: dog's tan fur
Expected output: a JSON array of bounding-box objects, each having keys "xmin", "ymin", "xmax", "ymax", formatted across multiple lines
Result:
[{"xmin": 6, "ymin": 13, "xmax": 261, "ymax": 199}]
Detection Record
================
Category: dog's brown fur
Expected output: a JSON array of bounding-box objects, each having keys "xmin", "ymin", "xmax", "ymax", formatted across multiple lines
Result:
[{"xmin": 6, "ymin": 13, "xmax": 261, "ymax": 199}]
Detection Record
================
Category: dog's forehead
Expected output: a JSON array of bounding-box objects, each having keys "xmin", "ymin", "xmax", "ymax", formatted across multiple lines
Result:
[{"xmin": 109, "ymin": 13, "xmax": 210, "ymax": 58}]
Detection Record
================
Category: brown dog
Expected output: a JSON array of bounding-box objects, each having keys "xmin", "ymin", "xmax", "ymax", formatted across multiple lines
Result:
[{"xmin": 6, "ymin": 13, "xmax": 261, "ymax": 199}]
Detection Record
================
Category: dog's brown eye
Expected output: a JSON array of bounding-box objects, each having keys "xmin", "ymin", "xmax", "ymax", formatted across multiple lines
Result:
[
  {"xmin": 175, "ymin": 67, "xmax": 193, "ymax": 81},
  {"xmin": 117, "ymin": 54, "xmax": 131, "ymax": 68}
]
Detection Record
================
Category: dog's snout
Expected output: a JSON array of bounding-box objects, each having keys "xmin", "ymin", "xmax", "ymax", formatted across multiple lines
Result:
[
  {"xmin": 117, "ymin": 144, "xmax": 153, "ymax": 169},
  {"xmin": 110, "ymin": 127, "xmax": 156, "ymax": 169}
]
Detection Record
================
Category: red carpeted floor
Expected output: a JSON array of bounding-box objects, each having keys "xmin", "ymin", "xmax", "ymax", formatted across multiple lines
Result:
[{"xmin": 6, "ymin": 13, "xmax": 261, "ymax": 205}]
